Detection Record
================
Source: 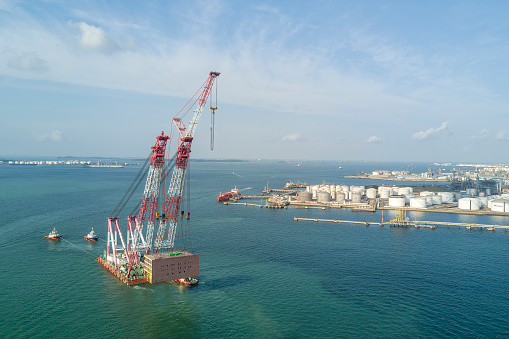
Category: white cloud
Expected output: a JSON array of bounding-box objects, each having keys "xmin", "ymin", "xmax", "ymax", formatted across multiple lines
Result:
[
  {"xmin": 497, "ymin": 129, "xmax": 509, "ymax": 141},
  {"xmin": 34, "ymin": 130, "xmax": 64, "ymax": 142},
  {"xmin": 412, "ymin": 121, "xmax": 449, "ymax": 140},
  {"xmin": 366, "ymin": 136, "xmax": 382, "ymax": 143},
  {"xmin": 7, "ymin": 52, "xmax": 48, "ymax": 71},
  {"xmin": 470, "ymin": 128, "xmax": 489, "ymax": 140},
  {"xmin": 283, "ymin": 133, "xmax": 303, "ymax": 142},
  {"xmin": 70, "ymin": 21, "xmax": 118, "ymax": 54}
]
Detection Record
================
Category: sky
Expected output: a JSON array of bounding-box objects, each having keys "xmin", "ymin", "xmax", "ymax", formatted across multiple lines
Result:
[{"xmin": 1, "ymin": 0, "xmax": 509, "ymax": 162}]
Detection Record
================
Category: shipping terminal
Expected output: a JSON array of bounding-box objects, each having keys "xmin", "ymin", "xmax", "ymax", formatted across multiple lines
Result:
[{"xmin": 96, "ymin": 71, "xmax": 220, "ymax": 286}]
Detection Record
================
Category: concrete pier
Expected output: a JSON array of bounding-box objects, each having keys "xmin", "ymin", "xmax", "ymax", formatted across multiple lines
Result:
[{"xmin": 294, "ymin": 217, "xmax": 509, "ymax": 231}]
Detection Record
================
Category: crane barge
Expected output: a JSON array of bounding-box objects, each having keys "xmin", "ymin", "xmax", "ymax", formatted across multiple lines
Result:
[{"xmin": 97, "ymin": 71, "xmax": 220, "ymax": 285}]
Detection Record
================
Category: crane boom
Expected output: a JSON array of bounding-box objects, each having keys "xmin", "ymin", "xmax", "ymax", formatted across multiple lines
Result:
[{"xmin": 153, "ymin": 71, "xmax": 220, "ymax": 252}]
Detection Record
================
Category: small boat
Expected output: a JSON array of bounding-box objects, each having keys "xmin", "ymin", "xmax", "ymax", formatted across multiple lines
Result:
[
  {"xmin": 45, "ymin": 227, "xmax": 61, "ymax": 240},
  {"xmin": 174, "ymin": 277, "xmax": 198, "ymax": 285},
  {"xmin": 84, "ymin": 227, "xmax": 99, "ymax": 241}
]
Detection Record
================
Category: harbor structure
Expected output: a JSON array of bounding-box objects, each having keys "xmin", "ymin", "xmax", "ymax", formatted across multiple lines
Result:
[{"xmin": 223, "ymin": 178, "xmax": 509, "ymax": 216}]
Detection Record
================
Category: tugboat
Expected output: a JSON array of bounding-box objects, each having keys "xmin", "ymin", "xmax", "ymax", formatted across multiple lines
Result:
[
  {"xmin": 84, "ymin": 227, "xmax": 99, "ymax": 241},
  {"xmin": 45, "ymin": 227, "xmax": 61, "ymax": 240},
  {"xmin": 174, "ymin": 277, "xmax": 198, "ymax": 286}
]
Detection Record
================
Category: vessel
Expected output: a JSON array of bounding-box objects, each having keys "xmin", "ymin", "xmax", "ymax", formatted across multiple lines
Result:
[
  {"xmin": 174, "ymin": 277, "xmax": 198, "ymax": 285},
  {"xmin": 44, "ymin": 227, "xmax": 61, "ymax": 240},
  {"xmin": 84, "ymin": 227, "xmax": 99, "ymax": 241},
  {"xmin": 217, "ymin": 187, "xmax": 241, "ymax": 201},
  {"xmin": 84, "ymin": 163, "xmax": 124, "ymax": 168}
]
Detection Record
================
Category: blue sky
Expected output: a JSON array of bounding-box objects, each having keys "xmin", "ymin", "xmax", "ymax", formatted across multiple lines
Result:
[{"xmin": 1, "ymin": 0, "xmax": 508, "ymax": 162}]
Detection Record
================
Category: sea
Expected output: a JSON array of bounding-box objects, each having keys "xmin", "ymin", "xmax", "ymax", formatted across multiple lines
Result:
[{"xmin": 1, "ymin": 160, "xmax": 509, "ymax": 338}]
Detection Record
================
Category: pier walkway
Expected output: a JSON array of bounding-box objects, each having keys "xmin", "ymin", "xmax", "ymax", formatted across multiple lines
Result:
[{"xmin": 294, "ymin": 217, "xmax": 509, "ymax": 231}]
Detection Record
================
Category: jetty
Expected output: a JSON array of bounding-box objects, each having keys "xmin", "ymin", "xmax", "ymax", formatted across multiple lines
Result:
[{"xmin": 293, "ymin": 217, "xmax": 509, "ymax": 231}]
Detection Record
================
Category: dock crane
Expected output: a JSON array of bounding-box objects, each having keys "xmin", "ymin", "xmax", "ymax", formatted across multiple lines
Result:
[{"xmin": 104, "ymin": 71, "xmax": 220, "ymax": 281}]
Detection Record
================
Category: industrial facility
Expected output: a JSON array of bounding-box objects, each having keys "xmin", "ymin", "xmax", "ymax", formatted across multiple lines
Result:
[
  {"xmin": 227, "ymin": 179, "xmax": 509, "ymax": 216},
  {"xmin": 289, "ymin": 182, "xmax": 509, "ymax": 213}
]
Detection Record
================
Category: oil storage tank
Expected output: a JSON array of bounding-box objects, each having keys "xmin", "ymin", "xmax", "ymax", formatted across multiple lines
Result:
[
  {"xmin": 366, "ymin": 188, "xmax": 377, "ymax": 199},
  {"xmin": 430, "ymin": 195, "xmax": 442, "ymax": 205},
  {"xmin": 410, "ymin": 197, "xmax": 428, "ymax": 208},
  {"xmin": 388, "ymin": 195, "xmax": 406, "ymax": 207},
  {"xmin": 336, "ymin": 192, "xmax": 346, "ymax": 203},
  {"xmin": 316, "ymin": 191, "xmax": 331, "ymax": 203},
  {"xmin": 398, "ymin": 187, "xmax": 412, "ymax": 196},
  {"xmin": 351, "ymin": 192, "xmax": 362, "ymax": 203},
  {"xmin": 380, "ymin": 188, "xmax": 391, "ymax": 199},
  {"xmin": 491, "ymin": 199, "xmax": 509, "ymax": 212},
  {"xmin": 297, "ymin": 191, "xmax": 312, "ymax": 202},
  {"xmin": 458, "ymin": 198, "xmax": 480, "ymax": 211},
  {"xmin": 439, "ymin": 192, "xmax": 455, "ymax": 203}
]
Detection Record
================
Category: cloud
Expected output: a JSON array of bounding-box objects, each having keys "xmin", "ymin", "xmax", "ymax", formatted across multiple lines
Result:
[
  {"xmin": 470, "ymin": 128, "xmax": 489, "ymax": 140},
  {"xmin": 7, "ymin": 52, "xmax": 48, "ymax": 71},
  {"xmin": 283, "ymin": 133, "xmax": 303, "ymax": 142},
  {"xmin": 366, "ymin": 136, "xmax": 382, "ymax": 143},
  {"xmin": 34, "ymin": 130, "xmax": 64, "ymax": 142},
  {"xmin": 412, "ymin": 121, "xmax": 449, "ymax": 140},
  {"xmin": 497, "ymin": 129, "xmax": 509, "ymax": 141},
  {"xmin": 70, "ymin": 21, "xmax": 118, "ymax": 54}
]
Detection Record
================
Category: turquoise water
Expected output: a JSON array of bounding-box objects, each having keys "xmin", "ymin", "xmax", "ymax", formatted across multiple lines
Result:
[{"xmin": 1, "ymin": 161, "xmax": 509, "ymax": 338}]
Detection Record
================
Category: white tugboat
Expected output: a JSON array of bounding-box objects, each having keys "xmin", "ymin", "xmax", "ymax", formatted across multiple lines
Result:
[
  {"xmin": 45, "ymin": 227, "xmax": 61, "ymax": 240},
  {"xmin": 84, "ymin": 227, "xmax": 99, "ymax": 241}
]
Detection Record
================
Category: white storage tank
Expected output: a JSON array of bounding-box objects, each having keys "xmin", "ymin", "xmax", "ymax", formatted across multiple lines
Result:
[
  {"xmin": 380, "ymin": 188, "xmax": 391, "ymax": 199},
  {"xmin": 297, "ymin": 191, "xmax": 312, "ymax": 202},
  {"xmin": 439, "ymin": 192, "xmax": 455, "ymax": 203},
  {"xmin": 351, "ymin": 192, "xmax": 362, "ymax": 203},
  {"xmin": 388, "ymin": 195, "xmax": 406, "ymax": 207},
  {"xmin": 458, "ymin": 198, "xmax": 480, "ymax": 211},
  {"xmin": 410, "ymin": 197, "xmax": 428, "ymax": 208},
  {"xmin": 491, "ymin": 199, "xmax": 509, "ymax": 212},
  {"xmin": 430, "ymin": 195, "xmax": 443, "ymax": 205},
  {"xmin": 316, "ymin": 191, "xmax": 331, "ymax": 203},
  {"xmin": 398, "ymin": 187, "xmax": 412, "ymax": 196},
  {"xmin": 366, "ymin": 188, "xmax": 377, "ymax": 199},
  {"xmin": 336, "ymin": 192, "xmax": 346, "ymax": 203},
  {"xmin": 420, "ymin": 191, "xmax": 435, "ymax": 197}
]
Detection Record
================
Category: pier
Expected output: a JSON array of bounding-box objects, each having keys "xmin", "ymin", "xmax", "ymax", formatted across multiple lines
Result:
[
  {"xmin": 294, "ymin": 217, "xmax": 380, "ymax": 226},
  {"xmin": 293, "ymin": 217, "xmax": 509, "ymax": 231},
  {"xmin": 224, "ymin": 202, "xmax": 288, "ymax": 209}
]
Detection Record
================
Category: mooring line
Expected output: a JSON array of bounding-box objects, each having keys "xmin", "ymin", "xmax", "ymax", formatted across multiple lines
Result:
[{"xmin": 61, "ymin": 238, "xmax": 96, "ymax": 257}]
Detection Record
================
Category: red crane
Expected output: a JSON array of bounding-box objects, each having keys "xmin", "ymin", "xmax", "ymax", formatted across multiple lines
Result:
[{"xmin": 105, "ymin": 71, "xmax": 220, "ymax": 278}]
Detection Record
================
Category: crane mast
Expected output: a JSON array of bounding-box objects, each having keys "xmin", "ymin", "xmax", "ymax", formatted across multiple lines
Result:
[
  {"xmin": 132, "ymin": 132, "xmax": 169, "ymax": 253},
  {"xmin": 153, "ymin": 71, "xmax": 220, "ymax": 252}
]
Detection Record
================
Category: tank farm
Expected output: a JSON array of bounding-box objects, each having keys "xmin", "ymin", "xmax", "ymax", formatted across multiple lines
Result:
[{"xmin": 97, "ymin": 71, "xmax": 220, "ymax": 285}]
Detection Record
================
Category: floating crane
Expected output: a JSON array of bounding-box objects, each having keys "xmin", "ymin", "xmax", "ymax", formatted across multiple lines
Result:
[{"xmin": 100, "ymin": 71, "xmax": 220, "ymax": 284}]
